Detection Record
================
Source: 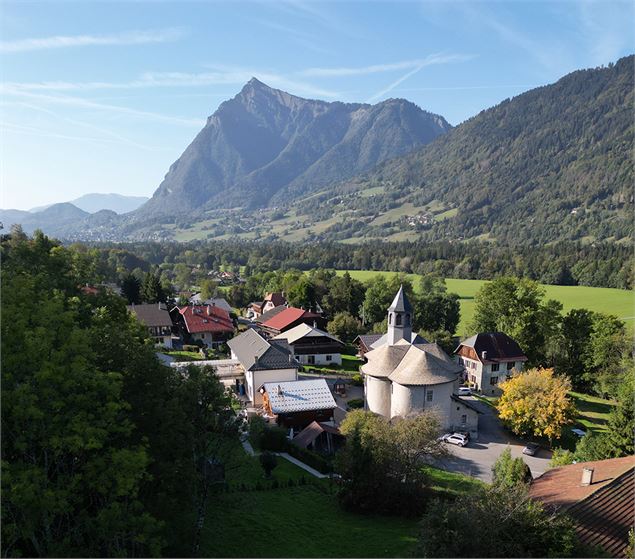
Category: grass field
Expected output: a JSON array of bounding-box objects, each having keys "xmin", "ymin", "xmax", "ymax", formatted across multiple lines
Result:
[
  {"xmin": 569, "ymin": 391, "xmax": 615, "ymax": 435},
  {"xmin": 336, "ymin": 270, "xmax": 634, "ymax": 336}
]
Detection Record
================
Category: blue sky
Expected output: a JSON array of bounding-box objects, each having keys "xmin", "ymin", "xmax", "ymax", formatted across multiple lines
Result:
[{"xmin": 1, "ymin": 0, "xmax": 633, "ymax": 210}]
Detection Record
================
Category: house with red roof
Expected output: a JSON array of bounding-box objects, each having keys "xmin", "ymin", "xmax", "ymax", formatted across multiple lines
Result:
[
  {"xmin": 248, "ymin": 292, "xmax": 287, "ymax": 318},
  {"xmin": 170, "ymin": 304, "xmax": 235, "ymax": 348},
  {"xmin": 529, "ymin": 456, "xmax": 634, "ymax": 558},
  {"xmin": 259, "ymin": 306, "xmax": 325, "ymax": 337}
]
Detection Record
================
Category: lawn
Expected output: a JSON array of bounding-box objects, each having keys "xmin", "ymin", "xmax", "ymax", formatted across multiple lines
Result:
[
  {"xmin": 421, "ymin": 465, "xmax": 486, "ymax": 498},
  {"xmin": 162, "ymin": 350, "xmax": 205, "ymax": 361},
  {"xmin": 335, "ymin": 271, "xmax": 634, "ymax": 336},
  {"xmin": 569, "ymin": 391, "xmax": 615, "ymax": 435}
]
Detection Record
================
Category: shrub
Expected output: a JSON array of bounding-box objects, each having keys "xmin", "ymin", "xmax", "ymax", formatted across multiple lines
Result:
[
  {"xmin": 347, "ymin": 398, "xmax": 364, "ymax": 409},
  {"xmin": 182, "ymin": 344, "xmax": 199, "ymax": 352},
  {"xmin": 351, "ymin": 373, "xmax": 364, "ymax": 387},
  {"xmin": 287, "ymin": 444, "xmax": 331, "ymax": 474},
  {"xmin": 248, "ymin": 415, "xmax": 267, "ymax": 449},
  {"xmin": 260, "ymin": 452, "xmax": 278, "ymax": 479},
  {"xmin": 260, "ymin": 425, "xmax": 288, "ymax": 451}
]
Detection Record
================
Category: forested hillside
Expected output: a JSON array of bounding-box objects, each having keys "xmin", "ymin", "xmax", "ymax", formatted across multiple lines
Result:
[{"xmin": 286, "ymin": 56, "xmax": 634, "ymax": 245}]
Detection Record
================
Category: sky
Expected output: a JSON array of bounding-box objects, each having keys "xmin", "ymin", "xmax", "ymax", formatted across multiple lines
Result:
[{"xmin": 1, "ymin": 0, "xmax": 633, "ymax": 210}]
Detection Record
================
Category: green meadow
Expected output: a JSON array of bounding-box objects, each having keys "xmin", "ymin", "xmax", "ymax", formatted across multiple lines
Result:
[{"xmin": 335, "ymin": 271, "xmax": 634, "ymax": 336}]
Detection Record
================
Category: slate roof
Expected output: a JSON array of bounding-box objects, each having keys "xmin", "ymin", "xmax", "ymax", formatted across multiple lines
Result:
[
  {"xmin": 456, "ymin": 332, "xmax": 527, "ymax": 362},
  {"xmin": 127, "ymin": 303, "xmax": 172, "ymax": 327},
  {"xmin": 388, "ymin": 285, "xmax": 412, "ymax": 313},
  {"xmin": 369, "ymin": 332, "xmax": 428, "ymax": 350},
  {"xmin": 189, "ymin": 295, "xmax": 232, "ymax": 313},
  {"xmin": 261, "ymin": 307, "xmax": 321, "ymax": 332},
  {"xmin": 450, "ymin": 394, "xmax": 484, "ymax": 414},
  {"xmin": 228, "ymin": 328, "xmax": 298, "ymax": 371},
  {"xmin": 292, "ymin": 421, "xmax": 343, "ymax": 449},
  {"xmin": 263, "ymin": 379, "xmax": 336, "ymax": 414},
  {"xmin": 388, "ymin": 344, "xmax": 463, "ymax": 386},
  {"xmin": 356, "ymin": 334, "xmax": 383, "ymax": 348},
  {"xmin": 177, "ymin": 305, "xmax": 234, "ymax": 334},
  {"xmin": 273, "ymin": 323, "xmax": 344, "ymax": 346},
  {"xmin": 361, "ymin": 341, "xmax": 411, "ymax": 378}
]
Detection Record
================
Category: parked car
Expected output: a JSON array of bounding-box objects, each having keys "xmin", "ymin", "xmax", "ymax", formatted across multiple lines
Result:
[
  {"xmin": 522, "ymin": 442, "xmax": 540, "ymax": 456},
  {"xmin": 439, "ymin": 433, "xmax": 468, "ymax": 447},
  {"xmin": 571, "ymin": 428, "xmax": 587, "ymax": 438},
  {"xmin": 458, "ymin": 387, "xmax": 472, "ymax": 396}
]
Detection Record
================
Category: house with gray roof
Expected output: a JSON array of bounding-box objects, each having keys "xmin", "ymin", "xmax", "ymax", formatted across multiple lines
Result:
[
  {"xmin": 362, "ymin": 287, "xmax": 479, "ymax": 435},
  {"xmin": 227, "ymin": 328, "xmax": 299, "ymax": 405},
  {"xmin": 261, "ymin": 378, "xmax": 337, "ymax": 429},
  {"xmin": 273, "ymin": 323, "xmax": 345, "ymax": 366},
  {"xmin": 127, "ymin": 303, "xmax": 174, "ymax": 348}
]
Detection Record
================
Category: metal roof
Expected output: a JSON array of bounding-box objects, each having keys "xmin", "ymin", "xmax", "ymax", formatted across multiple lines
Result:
[
  {"xmin": 388, "ymin": 285, "xmax": 412, "ymax": 313},
  {"xmin": 263, "ymin": 379, "xmax": 336, "ymax": 414}
]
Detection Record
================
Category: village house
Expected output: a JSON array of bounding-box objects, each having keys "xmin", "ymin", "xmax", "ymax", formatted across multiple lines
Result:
[
  {"xmin": 529, "ymin": 456, "xmax": 634, "ymax": 557},
  {"xmin": 227, "ymin": 328, "xmax": 299, "ymax": 405},
  {"xmin": 454, "ymin": 332, "xmax": 528, "ymax": 395},
  {"xmin": 170, "ymin": 304, "xmax": 234, "ymax": 348},
  {"xmin": 261, "ymin": 378, "xmax": 337, "ymax": 431},
  {"xmin": 127, "ymin": 303, "xmax": 174, "ymax": 348},
  {"xmin": 273, "ymin": 323, "xmax": 345, "ymax": 366},
  {"xmin": 189, "ymin": 294, "xmax": 233, "ymax": 313},
  {"xmin": 259, "ymin": 306, "xmax": 326, "ymax": 337},
  {"xmin": 362, "ymin": 286, "xmax": 479, "ymax": 436},
  {"xmin": 248, "ymin": 292, "xmax": 287, "ymax": 319}
]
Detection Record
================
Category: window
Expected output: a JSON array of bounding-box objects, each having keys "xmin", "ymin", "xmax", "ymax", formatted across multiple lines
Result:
[
  {"xmin": 307, "ymin": 355, "xmax": 315, "ymax": 365},
  {"xmin": 490, "ymin": 376, "xmax": 498, "ymax": 385},
  {"xmin": 426, "ymin": 390, "xmax": 433, "ymax": 402},
  {"xmin": 405, "ymin": 314, "xmax": 411, "ymax": 326},
  {"xmin": 396, "ymin": 314, "xmax": 402, "ymax": 326},
  {"xmin": 461, "ymin": 414, "xmax": 467, "ymax": 424},
  {"xmin": 326, "ymin": 355, "xmax": 332, "ymax": 362},
  {"xmin": 507, "ymin": 361, "xmax": 515, "ymax": 370},
  {"xmin": 389, "ymin": 313, "xmax": 393, "ymax": 325},
  {"xmin": 491, "ymin": 363, "xmax": 500, "ymax": 372}
]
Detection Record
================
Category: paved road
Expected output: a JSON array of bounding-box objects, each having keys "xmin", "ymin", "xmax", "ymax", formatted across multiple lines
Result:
[{"xmin": 437, "ymin": 396, "xmax": 553, "ymax": 483}]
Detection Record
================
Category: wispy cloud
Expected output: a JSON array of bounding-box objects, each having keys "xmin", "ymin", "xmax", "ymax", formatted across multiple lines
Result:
[
  {"xmin": 4, "ymin": 68, "xmax": 340, "ymax": 99},
  {"xmin": 0, "ymin": 27, "xmax": 185, "ymax": 53},
  {"xmin": 363, "ymin": 53, "xmax": 476, "ymax": 102},
  {"xmin": 302, "ymin": 53, "xmax": 474, "ymax": 78},
  {"xmin": 1, "ymin": 87, "xmax": 206, "ymax": 128}
]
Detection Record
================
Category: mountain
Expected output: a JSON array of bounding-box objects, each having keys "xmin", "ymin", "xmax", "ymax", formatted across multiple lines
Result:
[
  {"xmin": 1, "ymin": 203, "xmax": 90, "ymax": 236},
  {"xmin": 269, "ymin": 56, "xmax": 633, "ymax": 245},
  {"xmin": 137, "ymin": 78, "xmax": 450, "ymax": 217},
  {"xmin": 30, "ymin": 193, "xmax": 149, "ymax": 214}
]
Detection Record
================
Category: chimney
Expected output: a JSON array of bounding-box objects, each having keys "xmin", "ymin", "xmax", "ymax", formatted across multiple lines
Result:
[
  {"xmin": 207, "ymin": 305, "xmax": 212, "ymax": 316},
  {"xmin": 481, "ymin": 351, "xmax": 488, "ymax": 360},
  {"xmin": 581, "ymin": 467, "xmax": 594, "ymax": 486},
  {"xmin": 254, "ymin": 355, "xmax": 259, "ymax": 366}
]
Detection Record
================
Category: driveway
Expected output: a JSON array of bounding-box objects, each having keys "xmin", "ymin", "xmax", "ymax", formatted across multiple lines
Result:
[{"xmin": 437, "ymin": 396, "xmax": 553, "ymax": 483}]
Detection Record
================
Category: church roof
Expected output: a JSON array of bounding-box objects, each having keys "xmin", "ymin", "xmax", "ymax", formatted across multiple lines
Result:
[
  {"xmin": 388, "ymin": 285, "xmax": 412, "ymax": 313},
  {"xmin": 361, "ymin": 341, "xmax": 411, "ymax": 378},
  {"xmin": 388, "ymin": 345, "xmax": 462, "ymax": 386},
  {"xmin": 370, "ymin": 331, "xmax": 428, "ymax": 350}
]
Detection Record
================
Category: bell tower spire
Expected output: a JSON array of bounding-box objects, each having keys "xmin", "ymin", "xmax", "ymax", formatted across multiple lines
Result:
[{"xmin": 387, "ymin": 285, "xmax": 412, "ymax": 345}]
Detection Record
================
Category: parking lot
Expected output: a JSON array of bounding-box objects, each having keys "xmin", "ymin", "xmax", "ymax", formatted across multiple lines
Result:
[{"xmin": 437, "ymin": 396, "xmax": 553, "ymax": 483}]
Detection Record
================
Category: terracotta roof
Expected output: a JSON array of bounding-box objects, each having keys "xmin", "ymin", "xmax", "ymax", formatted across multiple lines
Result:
[
  {"xmin": 292, "ymin": 421, "xmax": 343, "ymax": 449},
  {"xmin": 529, "ymin": 456, "xmax": 635, "ymax": 509},
  {"xmin": 455, "ymin": 332, "xmax": 528, "ymax": 362},
  {"xmin": 178, "ymin": 305, "xmax": 234, "ymax": 334},
  {"xmin": 569, "ymin": 467, "xmax": 634, "ymax": 558},
  {"xmin": 261, "ymin": 307, "xmax": 321, "ymax": 332},
  {"xmin": 127, "ymin": 303, "xmax": 172, "ymax": 327},
  {"xmin": 254, "ymin": 305, "xmax": 288, "ymax": 324},
  {"xmin": 263, "ymin": 379, "xmax": 336, "ymax": 414}
]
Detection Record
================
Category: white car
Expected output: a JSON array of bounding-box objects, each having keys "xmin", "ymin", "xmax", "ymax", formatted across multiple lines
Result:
[
  {"xmin": 571, "ymin": 428, "xmax": 587, "ymax": 438},
  {"xmin": 458, "ymin": 387, "xmax": 472, "ymax": 396},
  {"xmin": 440, "ymin": 433, "xmax": 468, "ymax": 447}
]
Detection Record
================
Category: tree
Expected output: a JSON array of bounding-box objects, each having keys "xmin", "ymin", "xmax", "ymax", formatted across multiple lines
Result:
[
  {"xmin": 121, "ymin": 272, "xmax": 142, "ymax": 304},
  {"xmin": 323, "ymin": 272, "xmax": 366, "ymax": 317},
  {"xmin": 556, "ymin": 308, "xmax": 595, "ymax": 389},
  {"xmin": 603, "ymin": 369, "xmax": 635, "ymax": 456},
  {"xmin": 336, "ymin": 410, "xmax": 445, "ymax": 516},
  {"xmin": 587, "ymin": 313, "xmax": 629, "ymax": 397},
  {"xmin": 259, "ymin": 452, "xmax": 278, "ymax": 479},
  {"xmin": 286, "ymin": 276, "xmax": 317, "ymax": 310},
  {"xmin": 415, "ymin": 484, "xmax": 583, "ymax": 558},
  {"xmin": 141, "ymin": 271, "xmax": 165, "ymax": 303},
  {"xmin": 549, "ymin": 448, "xmax": 575, "ymax": 467},
  {"xmin": 199, "ymin": 279, "xmax": 218, "ymax": 300},
  {"xmin": 491, "ymin": 447, "xmax": 532, "ymax": 488},
  {"xmin": 469, "ymin": 277, "xmax": 562, "ymax": 366},
  {"xmin": 361, "ymin": 274, "xmax": 414, "ymax": 326},
  {"xmin": 497, "ymin": 368, "xmax": 575, "ymax": 442},
  {"xmin": 327, "ymin": 312, "xmax": 363, "ymax": 343}
]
